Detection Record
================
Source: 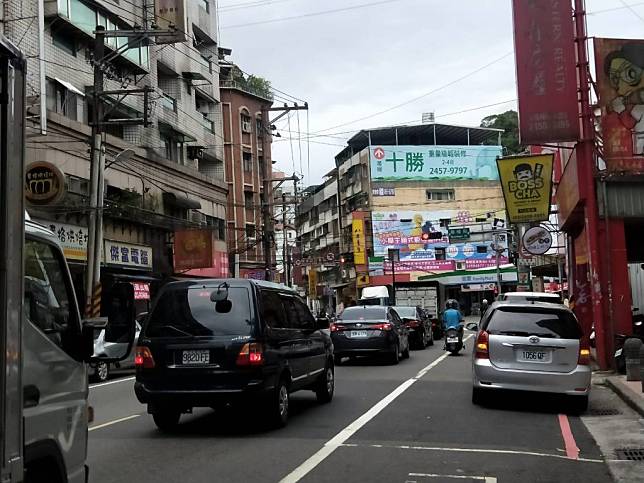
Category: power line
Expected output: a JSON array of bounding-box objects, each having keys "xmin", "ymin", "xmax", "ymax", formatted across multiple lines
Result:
[
  {"xmin": 618, "ymin": 0, "xmax": 644, "ymax": 23},
  {"xmin": 219, "ymin": 0, "xmax": 299, "ymax": 12}
]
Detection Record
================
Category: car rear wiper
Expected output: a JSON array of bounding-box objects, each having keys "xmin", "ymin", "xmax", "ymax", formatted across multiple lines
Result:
[{"xmin": 153, "ymin": 325, "xmax": 193, "ymax": 337}]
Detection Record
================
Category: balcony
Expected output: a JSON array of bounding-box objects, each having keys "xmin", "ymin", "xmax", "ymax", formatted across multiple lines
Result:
[
  {"xmin": 47, "ymin": 0, "xmax": 149, "ymax": 72},
  {"xmin": 220, "ymin": 80, "xmax": 273, "ymax": 102}
]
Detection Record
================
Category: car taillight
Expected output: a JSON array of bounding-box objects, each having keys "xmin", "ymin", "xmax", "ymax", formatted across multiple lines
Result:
[
  {"xmin": 578, "ymin": 340, "xmax": 591, "ymax": 365},
  {"xmin": 372, "ymin": 323, "xmax": 393, "ymax": 331},
  {"xmin": 330, "ymin": 323, "xmax": 347, "ymax": 332},
  {"xmin": 475, "ymin": 331, "xmax": 489, "ymax": 359},
  {"xmin": 134, "ymin": 346, "xmax": 155, "ymax": 368},
  {"xmin": 237, "ymin": 343, "xmax": 264, "ymax": 366}
]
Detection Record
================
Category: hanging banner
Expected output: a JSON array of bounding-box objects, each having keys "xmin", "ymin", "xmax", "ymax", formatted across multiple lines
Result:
[
  {"xmin": 511, "ymin": 0, "xmax": 579, "ymax": 143},
  {"xmin": 497, "ymin": 154, "xmax": 554, "ymax": 223},
  {"xmin": 594, "ymin": 38, "xmax": 644, "ymax": 173},
  {"xmin": 352, "ymin": 218, "xmax": 366, "ymax": 265},
  {"xmin": 308, "ymin": 269, "xmax": 318, "ymax": 297},
  {"xmin": 174, "ymin": 230, "xmax": 213, "ymax": 271}
]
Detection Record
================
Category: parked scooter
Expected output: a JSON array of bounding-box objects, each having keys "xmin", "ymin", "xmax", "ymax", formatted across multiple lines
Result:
[
  {"xmin": 613, "ymin": 307, "xmax": 644, "ymax": 373},
  {"xmin": 444, "ymin": 327, "xmax": 463, "ymax": 355}
]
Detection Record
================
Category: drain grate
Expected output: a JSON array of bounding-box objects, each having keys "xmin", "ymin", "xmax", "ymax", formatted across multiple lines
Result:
[
  {"xmin": 615, "ymin": 448, "xmax": 644, "ymax": 461},
  {"xmin": 587, "ymin": 408, "xmax": 621, "ymax": 416}
]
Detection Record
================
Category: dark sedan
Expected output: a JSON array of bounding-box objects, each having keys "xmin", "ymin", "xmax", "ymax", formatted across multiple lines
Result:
[
  {"xmin": 331, "ymin": 306, "xmax": 410, "ymax": 365},
  {"xmin": 394, "ymin": 306, "xmax": 434, "ymax": 349}
]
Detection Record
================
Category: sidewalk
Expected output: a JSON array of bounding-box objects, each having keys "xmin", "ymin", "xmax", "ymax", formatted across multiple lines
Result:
[{"xmin": 604, "ymin": 375, "xmax": 644, "ymax": 418}]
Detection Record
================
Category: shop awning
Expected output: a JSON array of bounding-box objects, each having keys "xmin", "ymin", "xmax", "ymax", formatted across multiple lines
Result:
[
  {"xmin": 54, "ymin": 77, "xmax": 85, "ymax": 96},
  {"xmin": 162, "ymin": 192, "xmax": 202, "ymax": 210}
]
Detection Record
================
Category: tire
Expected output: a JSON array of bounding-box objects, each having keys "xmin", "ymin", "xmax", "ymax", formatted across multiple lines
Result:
[
  {"xmin": 267, "ymin": 378, "xmax": 290, "ymax": 427},
  {"xmin": 415, "ymin": 331, "xmax": 426, "ymax": 350},
  {"xmin": 389, "ymin": 344, "xmax": 400, "ymax": 365},
  {"xmin": 427, "ymin": 328, "xmax": 434, "ymax": 346},
  {"xmin": 315, "ymin": 363, "xmax": 335, "ymax": 404},
  {"xmin": 153, "ymin": 409, "xmax": 181, "ymax": 432},
  {"xmin": 472, "ymin": 387, "xmax": 487, "ymax": 406},
  {"xmin": 570, "ymin": 395, "xmax": 589, "ymax": 415},
  {"xmin": 402, "ymin": 341, "xmax": 410, "ymax": 359},
  {"xmin": 334, "ymin": 354, "xmax": 343, "ymax": 366},
  {"xmin": 91, "ymin": 361, "xmax": 109, "ymax": 383}
]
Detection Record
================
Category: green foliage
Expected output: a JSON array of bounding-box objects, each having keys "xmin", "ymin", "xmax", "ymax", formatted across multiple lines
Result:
[
  {"xmin": 230, "ymin": 65, "xmax": 273, "ymax": 100},
  {"xmin": 480, "ymin": 110, "xmax": 522, "ymax": 155}
]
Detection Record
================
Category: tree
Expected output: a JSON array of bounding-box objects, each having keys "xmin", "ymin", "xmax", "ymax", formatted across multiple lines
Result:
[
  {"xmin": 229, "ymin": 65, "xmax": 273, "ymax": 100},
  {"xmin": 480, "ymin": 110, "xmax": 522, "ymax": 155}
]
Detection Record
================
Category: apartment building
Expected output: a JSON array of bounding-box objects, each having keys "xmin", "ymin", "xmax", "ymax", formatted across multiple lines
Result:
[
  {"xmin": 3, "ymin": 0, "xmax": 228, "ymax": 307},
  {"xmin": 218, "ymin": 58, "xmax": 274, "ymax": 279}
]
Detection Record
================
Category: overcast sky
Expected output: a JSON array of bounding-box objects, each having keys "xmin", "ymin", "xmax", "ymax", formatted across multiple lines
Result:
[{"xmin": 217, "ymin": 0, "xmax": 644, "ymax": 186}]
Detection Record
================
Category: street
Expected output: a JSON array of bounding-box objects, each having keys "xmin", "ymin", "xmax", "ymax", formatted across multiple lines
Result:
[{"xmin": 88, "ymin": 332, "xmax": 612, "ymax": 483}]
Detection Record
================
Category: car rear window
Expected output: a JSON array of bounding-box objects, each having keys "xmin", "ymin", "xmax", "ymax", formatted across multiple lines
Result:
[
  {"xmin": 340, "ymin": 306, "xmax": 387, "ymax": 320},
  {"xmin": 486, "ymin": 308, "xmax": 581, "ymax": 339},
  {"xmin": 504, "ymin": 294, "xmax": 563, "ymax": 304},
  {"xmin": 395, "ymin": 307, "xmax": 417, "ymax": 318},
  {"xmin": 145, "ymin": 286, "xmax": 253, "ymax": 337}
]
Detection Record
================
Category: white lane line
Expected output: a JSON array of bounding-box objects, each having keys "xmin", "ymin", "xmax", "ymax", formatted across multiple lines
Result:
[
  {"xmin": 409, "ymin": 474, "xmax": 497, "ymax": 482},
  {"xmin": 89, "ymin": 376, "xmax": 135, "ymax": 389},
  {"xmin": 279, "ymin": 340, "xmax": 470, "ymax": 483},
  {"xmin": 89, "ymin": 414, "xmax": 140, "ymax": 431},
  {"xmin": 342, "ymin": 442, "xmax": 604, "ymax": 463}
]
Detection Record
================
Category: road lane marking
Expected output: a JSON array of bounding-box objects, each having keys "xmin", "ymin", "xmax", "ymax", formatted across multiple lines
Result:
[
  {"xmin": 279, "ymin": 339, "xmax": 474, "ymax": 483},
  {"xmin": 89, "ymin": 376, "xmax": 135, "ymax": 389},
  {"xmin": 340, "ymin": 442, "xmax": 603, "ymax": 463},
  {"xmin": 409, "ymin": 474, "xmax": 497, "ymax": 482},
  {"xmin": 558, "ymin": 413, "xmax": 580, "ymax": 460},
  {"xmin": 89, "ymin": 414, "xmax": 140, "ymax": 431}
]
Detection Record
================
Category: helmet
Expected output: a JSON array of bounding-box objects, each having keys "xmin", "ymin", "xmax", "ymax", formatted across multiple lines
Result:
[
  {"xmin": 446, "ymin": 299, "xmax": 458, "ymax": 310},
  {"xmin": 482, "ymin": 298, "xmax": 488, "ymax": 305}
]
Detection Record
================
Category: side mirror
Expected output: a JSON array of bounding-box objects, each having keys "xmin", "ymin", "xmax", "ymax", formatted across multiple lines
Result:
[
  {"xmin": 85, "ymin": 282, "xmax": 136, "ymax": 363},
  {"xmin": 465, "ymin": 322, "xmax": 479, "ymax": 331}
]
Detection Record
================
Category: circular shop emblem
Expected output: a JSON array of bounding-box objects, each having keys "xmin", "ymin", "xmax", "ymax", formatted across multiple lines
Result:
[
  {"xmin": 446, "ymin": 245, "xmax": 459, "ymax": 258},
  {"xmin": 522, "ymin": 226, "xmax": 552, "ymax": 255},
  {"xmin": 25, "ymin": 161, "xmax": 65, "ymax": 205},
  {"xmin": 463, "ymin": 244, "xmax": 475, "ymax": 258},
  {"xmin": 373, "ymin": 147, "xmax": 385, "ymax": 160}
]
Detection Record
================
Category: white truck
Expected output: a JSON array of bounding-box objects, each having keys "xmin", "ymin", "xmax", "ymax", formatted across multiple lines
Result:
[
  {"xmin": 359, "ymin": 285, "xmax": 439, "ymax": 316},
  {"xmin": 0, "ymin": 37, "xmax": 136, "ymax": 483}
]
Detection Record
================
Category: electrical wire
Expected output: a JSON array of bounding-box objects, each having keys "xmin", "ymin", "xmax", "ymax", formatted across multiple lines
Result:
[
  {"xmin": 296, "ymin": 109, "xmax": 303, "ymax": 175},
  {"xmin": 286, "ymin": 113, "xmax": 296, "ymax": 172}
]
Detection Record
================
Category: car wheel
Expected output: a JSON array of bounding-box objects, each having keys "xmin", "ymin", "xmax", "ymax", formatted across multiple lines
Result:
[
  {"xmin": 427, "ymin": 328, "xmax": 434, "ymax": 346},
  {"xmin": 333, "ymin": 354, "xmax": 343, "ymax": 366},
  {"xmin": 91, "ymin": 362, "xmax": 109, "ymax": 383},
  {"xmin": 389, "ymin": 344, "xmax": 400, "ymax": 365},
  {"xmin": 315, "ymin": 363, "xmax": 335, "ymax": 404},
  {"xmin": 268, "ymin": 378, "xmax": 290, "ymax": 427},
  {"xmin": 152, "ymin": 409, "xmax": 181, "ymax": 432},
  {"xmin": 570, "ymin": 395, "xmax": 589, "ymax": 415},
  {"xmin": 415, "ymin": 332, "xmax": 426, "ymax": 350},
  {"xmin": 402, "ymin": 340, "xmax": 410, "ymax": 359}
]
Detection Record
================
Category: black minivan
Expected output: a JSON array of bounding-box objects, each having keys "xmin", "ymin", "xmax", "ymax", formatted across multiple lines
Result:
[{"xmin": 134, "ymin": 279, "xmax": 334, "ymax": 430}]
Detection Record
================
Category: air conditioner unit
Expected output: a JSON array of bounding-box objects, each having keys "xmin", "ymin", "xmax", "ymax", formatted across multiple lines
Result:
[
  {"xmin": 242, "ymin": 121, "xmax": 252, "ymax": 133},
  {"xmin": 456, "ymin": 261, "xmax": 466, "ymax": 271},
  {"xmin": 190, "ymin": 211, "xmax": 206, "ymax": 225}
]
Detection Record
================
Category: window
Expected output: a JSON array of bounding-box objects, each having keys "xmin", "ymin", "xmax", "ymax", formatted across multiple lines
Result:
[
  {"xmin": 294, "ymin": 298, "xmax": 315, "ymax": 330},
  {"xmin": 52, "ymin": 31, "xmax": 76, "ymax": 56},
  {"xmin": 241, "ymin": 113, "xmax": 252, "ymax": 133},
  {"xmin": 426, "ymin": 189, "xmax": 455, "ymax": 201},
  {"xmin": 476, "ymin": 245, "xmax": 488, "ymax": 254},
  {"xmin": 281, "ymin": 297, "xmax": 300, "ymax": 329},
  {"xmin": 258, "ymin": 156, "xmax": 264, "ymax": 174},
  {"xmin": 256, "ymin": 118, "xmax": 263, "ymax": 136},
  {"xmin": 261, "ymin": 290, "xmax": 287, "ymax": 329},
  {"xmin": 161, "ymin": 93, "xmax": 177, "ymax": 112},
  {"xmin": 66, "ymin": 174, "xmax": 89, "ymax": 196},
  {"xmin": 46, "ymin": 79, "xmax": 77, "ymax": 121},
  {"xmin": 485, "ymin": 308, "xmax": 581, "ymax": 340},
  {"xmin": 243, "ymin": 152, "xmax": 253, "ymax": 172},
  {"xmin": 339, "ymin": 307, "xmax": 388, "ymax": 321},
  {"xmin": 161, "ymin": 134, "xmax": 183, "ymax": 163},
  {"xmin": 244, "ymin": 191, "xmax": 254, "ymax": 209},
  {"xmin": 24, "ymin": 239, "xmax": 78, "ymax": 352},
  {"xmin": 145, "ymin": 286, "xmax": 253, "ymax": 337},
  {"xmin": 246, "ymin": 224, "xmax": 255, "ymax": 239},
  {"xmin": 199, "ymin": 0, "xmax": 210, "ymax": 13},
  {"xmin": 435, "ymin": 248, "xmax": 446, "ymax": 260}
]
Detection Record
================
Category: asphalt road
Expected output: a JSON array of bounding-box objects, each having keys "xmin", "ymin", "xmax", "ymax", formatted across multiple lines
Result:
[{"xmin": 87, "ymin": 332, "xmax": 613, "ymax": 483}]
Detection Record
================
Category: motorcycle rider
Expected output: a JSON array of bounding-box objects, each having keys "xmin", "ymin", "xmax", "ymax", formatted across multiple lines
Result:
[{"xmin": 443, "ymin": 299, "xmax": 464, "ymax": 348}]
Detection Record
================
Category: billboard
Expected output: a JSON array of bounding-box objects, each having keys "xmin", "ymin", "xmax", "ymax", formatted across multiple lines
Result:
[
  {"xmin": 512, "ymin": 0, "xmax": 579, "ymax": 143},
  {"xmin": 370, "ymin": 145, "xmax": 502, "ymax": 181},
  {"xmin": 352, "ymin": 218, "xmax": 366, "ymax": 265},
  {"xmin": 174, "ymin": 230, "xmax": 213, "ymax": 271},
  {"xmin": 497, "ymin": 154, "xmax": 554, "ymax": 223},
  {"xmin": 371, "ymin": 210, "xmax": 508, "ymax": 269},
  {"xmin": 594, "ymin": 38, "xmax": 644, "ymax": 173}
]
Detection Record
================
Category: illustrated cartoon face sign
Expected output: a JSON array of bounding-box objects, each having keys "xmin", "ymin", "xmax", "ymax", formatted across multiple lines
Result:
[
  {"xmin": 513, "ymin": 163, "xmax": 533, "ymax": 181},
  {"xmin": 608, "ymin": 57, "xmax": 644, "ymax": 97}
]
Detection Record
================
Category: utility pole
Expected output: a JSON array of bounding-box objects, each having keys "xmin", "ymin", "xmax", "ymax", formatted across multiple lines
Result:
[
  {"xmin": 494, "ymin": 230, "xmax": 502, "ymax": 295},
  {"xmin": 260, "ymin": 103, "xmax": 308, "ymax": 281},
  {"xmin": 282, "ymin": 192, "xmax": 287, "ymax": 285}
]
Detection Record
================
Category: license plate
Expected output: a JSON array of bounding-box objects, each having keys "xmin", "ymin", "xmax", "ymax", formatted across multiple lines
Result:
[
  {"xmin": 181, "ymin": 350, "xmax": 210, "ymax": 364},
  {"xmin": 519, "ymin": 350, "xmax": 549, "ymax": 362},
  {"xmin": 350, "ymin": 330, "xmax": 368, "ymax": 338},
  {"xmin": 447, "ymin": 337, "xmax": 459, "ymax": 343}
]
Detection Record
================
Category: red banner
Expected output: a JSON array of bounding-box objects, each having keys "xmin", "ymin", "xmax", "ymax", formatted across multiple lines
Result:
[
  {"xmin": 594, "ymin": 38, "xmax": 644, "ymax": 173},
  {"xmin": 512, "ymin": 0, "xmax": 579, "ymax": 144},
  {"xmin": 174, "ymin": 230, "xmax": 213, "ymax": 271}
]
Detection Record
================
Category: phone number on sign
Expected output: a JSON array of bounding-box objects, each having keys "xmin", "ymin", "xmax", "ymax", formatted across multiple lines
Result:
[{"xmin": 427, "ymin": 166, "xmax": 468, "ymax": 176}]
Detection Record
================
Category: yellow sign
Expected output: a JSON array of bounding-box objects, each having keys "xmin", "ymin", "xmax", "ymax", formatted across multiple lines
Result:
[
  {"xmin": 356, "ymin": 274, "xmax": 370, "ymax": 288},
  {"xmin": 497, "ymin": 154, "xmax": 554, "ymax": 224},
  {"xmin": 352, "ymin": 219, "xmax": 366, "ymax": 265},
  {"xmin": 308, "ymin": 269, "xmax": 318, "ymax": 297}
]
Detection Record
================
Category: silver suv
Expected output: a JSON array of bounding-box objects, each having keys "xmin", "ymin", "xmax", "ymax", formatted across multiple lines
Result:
[{"xmin": 470, "ymin": 302, "xmax": 591, "ymax": 413}]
